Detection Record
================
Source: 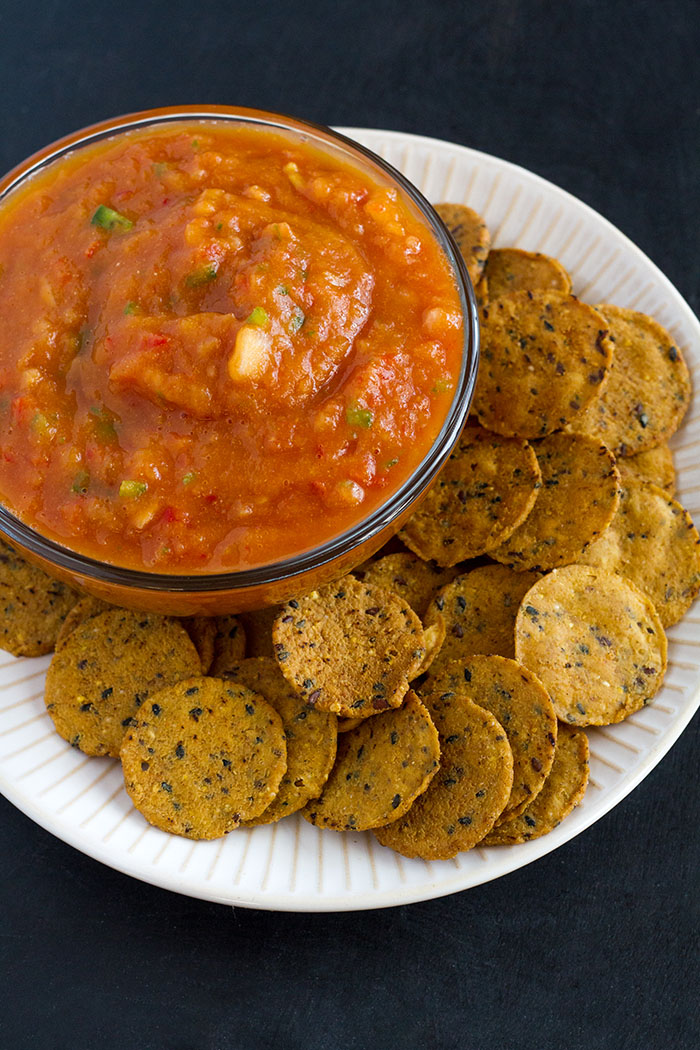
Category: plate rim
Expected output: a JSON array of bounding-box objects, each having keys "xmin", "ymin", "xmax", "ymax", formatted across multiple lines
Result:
[{"xmin": 1, "ymin": 126, "xmax": 699, "ymax": 912}]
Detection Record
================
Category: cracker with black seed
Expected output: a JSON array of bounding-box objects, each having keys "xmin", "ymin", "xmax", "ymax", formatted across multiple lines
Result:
[
  {"xmin": 237, "ymin": 605, "xmax": 283, "ymax": 658},
  {"xmin": 483, "ymin": 723, "xmax": 589, "ymax": 845},
  {"xmin": 515, "ymin": 565, "xmax": 667, "ymax": 726},
  {"xmin": 423, "ymin": 565, "xmax": 541, "ymax": 677},
  {"xmin": 490, "ymin": 432, "xmax": 620, "ymax": 571},
  {"xmin": 0, "ymin": 540, "xmax": 79, "ymax": 657},
  {"xmin": 272, "ymin": 577, "xmax": 426, "ymax": 717},
  {"xmin": 209, "ymin": 615, "xmax": 246, "ymax": 676},
  {"xmin": 45, "ymin": 610, "xmax": 202, "ymax": 756},
  {"xmin": 578, "ymin": 479, "xmax": 700, "ymax": 627},
  {"xmin": 617, "ymin": 444, "xmax": 675, "ymax": 495},
  {"xmin": 55, "ymin": 595, "xmax": 113, "ymax": 650},
  {"xmin": 568, "ymin": 305, "xmax": 691, "ymax": 456},
  {"xmin": 482, "ymin": 248, "xmax": 571, "ymax": 301},
  {"xmin": 473, "ymin": 290, "xmax": 612, "ymax": 438},
  {"xmin": 222, "ymin": 657, "xmax": 337, "ymax": 825},
  {"xmin": 399, "ymin": 427, "xmax": 541, "ymax": 564},
  {"xmin": 302, "ymin": 691, "xmax": 439, "ymax": 831},
  {"xmin": 179, "ymin": 617, "xmax": 217, "ymax": 672},
  {"xmin": 434, "ymin": 203, "xmax": 491, "ymax": 286},
  {"xmin": 337, "ymin": 716, "xmax": 365, "ymax": 733},
  {"xmin": 373, "ymin": 694, "xmax": 513, "ymax": 859},
  {"xmin": 354, "ymin": 552, "xmax": 456, "ymax": 674},
  {"xmin": 120, "ymin": 676, "xmax": 286, "ymax": 839},
  {"xmin": 355, "ymin": 553, "xmax": 461, "ymax": 618},
  {"xmin": 422, "ymin": 654, "xmax": 557, "ymax": 824}
]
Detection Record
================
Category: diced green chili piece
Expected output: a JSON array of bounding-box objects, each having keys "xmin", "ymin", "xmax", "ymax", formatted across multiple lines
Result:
[
  {"xmin": 89, "ymin": 406, "xmax": 118, "ymax": 444},
  {"xmin": 91, "ymin": 205, "xmax": 133, "ymax": 232},
  {"xmin": 288, "ymin": 308, "xmax": 305, "ymax": 333},
  {"xmin": 31, "ymin": 412, "xmax": 51, "ymax": 436},
  {"xmin": 431, "ymin": 377, "xmax": 451, "ymax": 395},
  {"xmin": 246, "ymin": 306, "xmax": 268, "ymax": 325},
  {"xmin": 119, "ymin": 479, "xmax": 148, "ymax": 499},
  {"xmin": 185, "ymin": 264, "xmax": 218, "ymax": 287},
  {"xmin": 182, "ymin": 472, "xmax": 197, "ymax": 486},
  {"xmin": 71, "ymin": 470, "xmax": 90, "ymax": 495},
  {"xmin": 124, "ymin": 301, "xmax": 140, "ymax": 315},
  {"xmin": 345, "ymin": 401, "xmax": 374, "ymax": 429}
]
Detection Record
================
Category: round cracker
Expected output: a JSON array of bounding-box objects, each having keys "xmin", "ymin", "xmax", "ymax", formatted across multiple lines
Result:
[
  {"xmin": 482, "ymin": 248, "xmax": 571, "ymax": 301},
  {"xmin": 423, "ymin": 564, "xmax": 541, "ymax": 676},
  {"xmin": 568, "ymin": 305, "xmax": 691, "ymax": 456},
  {"xmin": 337, "ymin": 716, "xmax": 365, "ymax": 733},
  {"xmin": 515, "ymin": 565, "xmax": 667, "ymax": 726},
  {"xmin": 355, "ymin": 553, "xmax": 460, "ymax": 618},
  {"xmin": 422, "ymin": 654, "xmax": 557, "ymax": 824},
  {"xmin": 302, "ymin": 691, "xmax": 439, "ymax": 831},
  {"xmin": 490, "ymin": 432, "xmax": 620, "ymax": 571},
  {"xmin": 209, "ymin": 615, "xmax": 246, "ymax": 676},
  {"xmin": 373, "ymin": 695, "xmax": 513, "ymax": 859},
  {"xmin": 237, "ymin": 604, "xmax": 282, "ymax": 658},
  {"xmin": 55, "ymin": 595, "xmax": 113, "ymax": 650},
  {"xmin": 434, "ymin": 203, "xmax": 491, "ymax": 286},
  {"xmin": 178, "ymin": 616, "xmax": 216, "ymax": 672},
  {"xmin": 45, "ymin": 610, "xmax": 203, "ymax": 756},
  {"xmin": 617, "ymin": 444, "xmax": 675, "ymax": 495},
  {"xmin": 474, "ymin": 290, "xmax": 612, "ymax": 438},
  {"xmin": 222, "ymin": 657, "xmax": 337, "ymax": 825},
  {"xmin": 120, "ymin": 676, "xmax": 286, "ymax": 839},
  {"xmin": 483, "ymin": 723, "xmax": 589, "ymax": 845},
  {"xmin": 272, "ymin": 578, "xmax": 426, "ymax": 718},
  {"xmin": 398, "ymin": 427, "xmax": 541, "ymax": 564},
  {"xmin": 0, "ymin": 540, "xmax": 79, "ymax": 657},
  {"xmin": 578, "ymin": 479, "xmax": 700, "ymax": 627}
]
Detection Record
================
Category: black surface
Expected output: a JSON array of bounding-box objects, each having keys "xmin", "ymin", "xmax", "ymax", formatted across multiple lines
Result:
[{"xmin": 0, "ymin": 2, "xmax": 698, "ymax": 1048}]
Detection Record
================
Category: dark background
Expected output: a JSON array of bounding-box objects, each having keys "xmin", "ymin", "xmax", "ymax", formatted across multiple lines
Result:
[{"xmin": 1, "ymin": 2, "xmax": 698, "ymax": 1047}]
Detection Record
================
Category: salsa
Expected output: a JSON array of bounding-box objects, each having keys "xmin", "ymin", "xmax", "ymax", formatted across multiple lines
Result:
[{"xmin": 0, "ymin": 122, "xmax": 464, "ymax": 572}]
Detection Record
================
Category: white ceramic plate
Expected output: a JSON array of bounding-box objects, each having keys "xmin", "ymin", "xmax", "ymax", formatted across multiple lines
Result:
[{"xmin": 1, "ymin": 129, "xmax": 699, "ymax": 912}]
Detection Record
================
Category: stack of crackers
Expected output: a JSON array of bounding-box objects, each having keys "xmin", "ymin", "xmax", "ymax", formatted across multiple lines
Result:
[{"xmin": 0, "ymin": 200, "xmax": 697, "ymax": 864}]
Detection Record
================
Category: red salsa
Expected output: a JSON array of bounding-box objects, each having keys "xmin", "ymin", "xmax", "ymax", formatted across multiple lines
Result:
[{"xmin": 0, "ymin": 122, "xmax": 464, "ymax": 572}]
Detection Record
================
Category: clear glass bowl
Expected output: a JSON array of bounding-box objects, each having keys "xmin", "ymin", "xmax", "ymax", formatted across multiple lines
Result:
[{"xmin": 0, "ymin": 105, "xmax": 479, "ymax": 614}]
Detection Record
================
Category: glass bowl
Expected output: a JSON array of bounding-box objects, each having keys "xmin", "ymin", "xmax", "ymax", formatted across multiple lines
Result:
[{"xmin": 0, "ymin": 105, "xmax": 479, "ymax": 615}]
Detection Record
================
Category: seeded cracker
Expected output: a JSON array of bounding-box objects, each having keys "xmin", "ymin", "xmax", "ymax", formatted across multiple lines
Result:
[
  {"xmin": 337, "ymin": 716, "xmax": 365, "ymax": 733},
  {"xmin": 209, "ymin": 615, "xmax": 246, "ymax": 676},
  {"xmin": 617, "ymin": 444, "xmax": 676, "ymax": 495},
  {"xmin": 578, "ymin": 479, "xmax": 700, "ymax": 627},
  {"xmin": 473, "ymin": 290, "xmax": 612, "ymax": 438},
  {"xmin": 424, "ymin": 565, "xmax": 541, "ymax": 677},
  {"xmin": 373, "ymin": 695, "xmax": 513, "ymax": 859},
  {"xmin": 483, "ymin": 724, "xmax": 589, "ymax": 845},
  {"xmin": 0, "ymin": 540, "xmax": 79, "ymax": 657},
  {"xmin": 120, "ymin": 676, "xmax": 286, "ymax": 839},
  {"xmin": 434, "ymin": 203, "xmax": 491, "ymax": 286},
  {"xmin": 222, "ymin": 657, "xmax": 337, "ymax": 825},
  {"xmin": 398, "ymin": 427, "xmax": 541, "ymax": 564},
  {"xmin": 175, "ymin": 617, "xmax": 215, "ymax": 672},
  {"xmin": 55, "ymin": 595, "xmax": 113, "ymax": 650},
  {"xmin": 423, "ymin": 655, "xmax": 557, "ymax": 823},
  {"xmin": 490, "ymin": 432, "xmax": 620, "ymax": 571},
  {"xmin": 515, "ymin": 565, "xmax": 667, "ymax": 726},
  {"xmin": 272, "ymin": 577, "xmax": 426, "ymax": 717},
  {"xmin": 45, "ymin": 610, "xmax": 202, "ymax": 756},
  {"xmin": 356, "ymin": 553, "xmax": 461, "ymax": 618},
  {"xmin": 568, "ymin": 305, "xmax": 691, "ymax": 455},
  {"xmin": 302, "ymin": 691, "xmax": 439, "ymax": 831},
  {"xmin": 237, "ymin": 605, "xmax": 283, "ymax": 658},
  {"xmin": 482, "ymin": 248, "xmax": 572, "ymax": 301}
]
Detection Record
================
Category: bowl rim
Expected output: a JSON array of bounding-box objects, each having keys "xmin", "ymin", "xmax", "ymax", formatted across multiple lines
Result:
[{"xmin": 0, "ymin": 104, "xmax": 479, "ymax": 592}]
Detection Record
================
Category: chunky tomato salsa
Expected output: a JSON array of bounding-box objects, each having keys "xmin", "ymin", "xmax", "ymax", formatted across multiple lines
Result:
[{"xmin": 0, "ymin": 122, "xmax": 464, "ymax": 572}]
